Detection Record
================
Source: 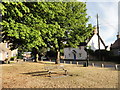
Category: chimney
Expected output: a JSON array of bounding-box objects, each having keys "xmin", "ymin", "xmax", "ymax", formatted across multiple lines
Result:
[{"xmin": 117, "ymin": 32, "xmax": 120, "ymax": 39}]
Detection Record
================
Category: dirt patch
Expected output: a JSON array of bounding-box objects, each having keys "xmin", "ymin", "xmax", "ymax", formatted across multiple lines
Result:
[{"xmin": 1, "ymin": 62, "xmax": 118, "ymax": 88}]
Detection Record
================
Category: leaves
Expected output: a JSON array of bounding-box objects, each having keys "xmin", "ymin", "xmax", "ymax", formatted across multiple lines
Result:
[{"xmin": 1, "ymin": 2, "xmax": 93, "ymax": 52}]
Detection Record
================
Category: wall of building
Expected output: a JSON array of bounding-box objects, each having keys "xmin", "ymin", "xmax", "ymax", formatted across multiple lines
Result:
[
  {"xmin": 111, "ymin": 49, "xmax": 120, "ymax": 56},
  {"xmin": 0, "ymin": 42, "xmax": 18, "ymax": 61},
  {"xmin": 87, "ymin": 34, "xmax": 105, "ymax": 51},
  {"xmin": 0, "ymin": 52, "xmax": 2, "ymax": 60},
  {"xmin": 64, "ymin": 46, "xmax": 87, "ymax": 60}
]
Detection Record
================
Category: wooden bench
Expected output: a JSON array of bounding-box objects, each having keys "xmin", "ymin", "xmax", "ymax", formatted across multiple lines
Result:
[{"xmin": 44, "ymin": 65, "xmax": 68, "ymax": 76}]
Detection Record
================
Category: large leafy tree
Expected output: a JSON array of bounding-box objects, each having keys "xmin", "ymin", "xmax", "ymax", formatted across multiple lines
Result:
[{"xmin": 1, "ymin": 2, "xmax": 93, "ymax": 64}]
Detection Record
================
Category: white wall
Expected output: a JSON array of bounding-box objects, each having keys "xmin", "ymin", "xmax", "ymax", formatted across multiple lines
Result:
[
  {"xmin": 0, "ymin": 52, "xmax": 2, "ymax": 60},
  {"xmin": 87, "ymin": 34, "xmax": 105, "ymax": 51},
  {"xmin": 64, "ymin": 46, "xmax": 87, "ymax": 60},
  {"xmin": 11, "ymin": 49, "xmax": 18, "ymax": 57},
  {"xmin": 0, "ymin": 42, "xmax": 18, "ymax": 60}
]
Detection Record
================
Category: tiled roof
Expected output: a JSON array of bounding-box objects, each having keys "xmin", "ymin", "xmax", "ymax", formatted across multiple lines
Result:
[{"xmin": 111, "ymin": 38, "xmax": 120, "ymax": 49}]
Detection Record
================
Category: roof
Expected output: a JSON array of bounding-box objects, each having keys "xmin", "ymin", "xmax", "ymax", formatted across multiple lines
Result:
[
  {"xmin": 86, "ymin": 27, "xmax": 106, "ymax": 49},
  {"xmin": 86, "ymin": 33, "xmax": 106, "ymax": 49},
  {"xmin": 111, "ymin": 38, "xmax": 120, "ymax": 49}
]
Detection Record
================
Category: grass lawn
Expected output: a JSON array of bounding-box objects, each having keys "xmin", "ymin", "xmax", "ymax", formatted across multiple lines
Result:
[{"xmin": 1, "ymin": 61, "xmax": 119, "ymax": 88}]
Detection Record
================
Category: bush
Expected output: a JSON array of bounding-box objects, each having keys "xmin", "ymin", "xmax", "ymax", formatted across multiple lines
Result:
[
  {"xmin": 17, "ymin": 55, "xmax": 23, "ymax": 59},
  {"xmin": 86, "ymin": 49, "xmax": 95, "ymax": 56},
  {"xmin": 4, "ymin": 58, "xmax": 10, "ymax": 64},
  {"xmin": 4, "ymin": 58, "xmax": 8, "ymax": 61},
  {"xmin": 10, "ymin": 56, "xmax": 17, "ymax": 61},
  {"xmin": 46, "ymin": 50, "xmax": 57, "ymax": 58}
]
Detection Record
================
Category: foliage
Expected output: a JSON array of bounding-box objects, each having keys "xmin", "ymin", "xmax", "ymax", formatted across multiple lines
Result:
[
  {"xmin": 1, "ymin": 2, "xmax": 93, "ymax": 63},
  {"xmin": 31, "ymin": 47, "xmax": 47, "ymax": 60},
  {"xmin": 86, "ymin": 49, "xmax": 95, "ymax": 56},
  {"xmin": 39, "ymin": 47, "xmax": 47, "ymax": 56},
  {"xmin": 4, "ymin": 58, "xmax": 8, "ymax": 61},
  {"xmin": 10, "ymin": 56, "xmax": 17, "ymax": 61},
  {"xmin": 46, "ymin": 49, "xmax": 57, "ymax": 58}
]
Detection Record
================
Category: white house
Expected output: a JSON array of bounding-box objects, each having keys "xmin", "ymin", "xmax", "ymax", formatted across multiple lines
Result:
[
  {"xmin": 87, "ymin": 27, "xmax": 106, "ymax": 51},
  {"xmin": 0, "ymin": 42, "xmax": 18, "ymax": 61},
  {"xmin": 64, "ymin": 27, "xmax": 106, "ymax": 60}
]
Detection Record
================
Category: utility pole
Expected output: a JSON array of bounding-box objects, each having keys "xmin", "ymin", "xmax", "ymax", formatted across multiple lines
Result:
[{"xmin": 97, "ymin": 14, "xmax": 101, "ymax": 60}]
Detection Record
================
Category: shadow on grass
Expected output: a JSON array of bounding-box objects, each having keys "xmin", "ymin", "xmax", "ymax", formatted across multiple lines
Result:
[
  {"xmin": 21, "ymin": 70, "xmax": 57, "ymax": 77},
  {"xmin": 21, "ymin": 71, "xmax": 79, "ymax": 78},
  {"xmin": 39, "ymin": 62, "xmax": 55, "ymax": 65}
]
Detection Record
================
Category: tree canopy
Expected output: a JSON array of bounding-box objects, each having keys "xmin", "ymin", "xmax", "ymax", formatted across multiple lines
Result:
[{"xmin": 1, "ymin": 2, "xmax": 93, "ymax": 63}]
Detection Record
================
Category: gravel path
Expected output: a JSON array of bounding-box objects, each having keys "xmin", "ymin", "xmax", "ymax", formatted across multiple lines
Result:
[{"xmin": 1, "ymin": 61, "xmax": 119, "ymax": 88}]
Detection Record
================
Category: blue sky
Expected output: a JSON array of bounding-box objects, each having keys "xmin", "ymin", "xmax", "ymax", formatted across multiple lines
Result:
[{"xmin": 81, "ymin": 0, "xmax": 119, "ymax": 46}]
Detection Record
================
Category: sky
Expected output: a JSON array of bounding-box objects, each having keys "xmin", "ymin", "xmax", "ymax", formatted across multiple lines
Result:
[
  {"xmin": 1, "ymin": 0, "xmax": 119, "ymax": 46},
  {"xmin": 80, "ymin": 0, "xmax": 119, "ymax": 46}
]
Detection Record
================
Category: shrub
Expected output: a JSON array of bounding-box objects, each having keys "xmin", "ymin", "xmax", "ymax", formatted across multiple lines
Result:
[
  {"xmin": 46, "ymin": 49, "xmax": 57, "ymax": 59},
  {"xmin": 4, "ymin": 58, "xmax": 8, "ymax": 61},
  {"xmin": 10, "ymin": 56, "xmax": 17, "ymax": 61},
  {"xmin": 17, "ymin": 55, "xmax": 23, "ymax": 59}
]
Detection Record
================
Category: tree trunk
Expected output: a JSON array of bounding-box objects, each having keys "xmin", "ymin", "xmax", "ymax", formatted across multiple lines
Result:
[
  {"xmin": 55, "ymin": 49, "xmax": 60, "ymax": 64},
  {"xmin": 34, "ymin": 53, "xmax": 39, "ymax": 62},
  {"xmin": 39, "ymin": 55, "xmax": 42, "ymax": 61}
]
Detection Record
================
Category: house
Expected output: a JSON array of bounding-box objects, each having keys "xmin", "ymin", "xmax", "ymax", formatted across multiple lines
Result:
[
  {"xmin": 87, "ymin": 27, "xmax": 106, "ymax": 51},
  {"xmin": 64, "ymin": 27, "xmax": 106, "ymax": 60},
  {"xmin": 0, "ymin": 42, "xmax": 18, "ymax": 61},
  {"xmin": 111, "ymin": 32, "xmax": 120, "ymax": 56},
  {"xmin": 64, "ymin": 43, "xmax": 87, "ymax": 60}
]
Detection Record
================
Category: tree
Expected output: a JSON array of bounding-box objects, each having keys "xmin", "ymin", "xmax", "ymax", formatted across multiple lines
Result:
[
  {"xmin": 1, "ymin": 2, "xmax": 47, "ymax": 62},
  {"xmin": 46, "ymin": 49, "xmax": 57, "ymax": 60},
  {"xmin": 38, "ymin": 2, "xmax": 93, "ymax": 64},
  {"xmin": 1, "ymin": 2, "xmax": 93, "ymax": 64}
]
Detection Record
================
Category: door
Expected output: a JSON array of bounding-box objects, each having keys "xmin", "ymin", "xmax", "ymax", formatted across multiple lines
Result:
[{"xmin": 73, "ymin": 53, "xmax": 76, "ymax": 60}]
